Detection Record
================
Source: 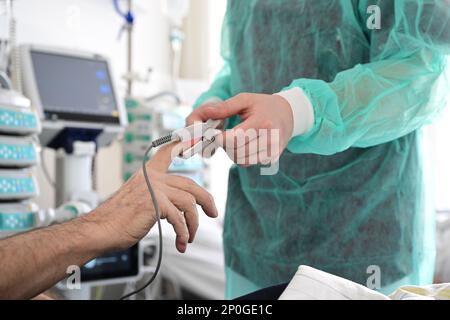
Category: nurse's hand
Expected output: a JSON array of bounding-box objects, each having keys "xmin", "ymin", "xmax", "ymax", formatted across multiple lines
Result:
[
  {"xmin": 187, "ymin": 93, "xmax": 293, "ymax": 166},
  {"xmin": 89, "ymin": 142, "xmax": 218, "ymax": 253}
]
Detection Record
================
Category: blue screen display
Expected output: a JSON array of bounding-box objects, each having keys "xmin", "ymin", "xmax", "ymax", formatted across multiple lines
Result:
[{"xmin": 31, "ymin": 51, "xmax": 118, "ymax": 118}]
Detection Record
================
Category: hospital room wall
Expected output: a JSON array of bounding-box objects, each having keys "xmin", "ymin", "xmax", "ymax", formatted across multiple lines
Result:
[{"xmin": 13, "ymin": 0, "xmax": 172, "ymax": 209}]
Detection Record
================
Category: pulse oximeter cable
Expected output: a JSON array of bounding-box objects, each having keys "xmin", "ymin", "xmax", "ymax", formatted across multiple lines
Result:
[{"xmin": 120, "ymin": 134, "xmax": 175, "ymax": 300}]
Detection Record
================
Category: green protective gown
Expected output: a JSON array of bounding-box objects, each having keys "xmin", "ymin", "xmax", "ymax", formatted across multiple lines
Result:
[{"xmin": 194, "ymin": 0, "xmax": 450, "ymax": 298}]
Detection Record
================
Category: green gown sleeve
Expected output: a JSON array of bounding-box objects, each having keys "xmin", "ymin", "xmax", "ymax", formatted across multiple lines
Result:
[
  {"xmin": 193, "ymin": 63, "xmax": 232, "ymax": 108},
  {"xmin": 285, "ymin": 0, "xmax": 450, "ymax": 155}
]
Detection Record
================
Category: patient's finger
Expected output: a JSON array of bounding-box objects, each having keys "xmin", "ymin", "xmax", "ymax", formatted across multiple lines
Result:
[
  {"xmin": 163, "ymin": 201, "xmax": 189, "ymax": 253},
  {"xmin": 167, "ymin": 188, "xmax": 199, "ymax": 243},
  {"xmin": 146, "ymin": 142, "xmax": 183, "ymax": 172},
  {"xmin": 166, "ymin": 175, "xmax": 218, "ymax": 218}
]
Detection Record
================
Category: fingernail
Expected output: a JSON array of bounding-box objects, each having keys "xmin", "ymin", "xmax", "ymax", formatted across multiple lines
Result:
[{"xmin": 177, "ymin": 241, "xmax": 186, "ymax": 253}]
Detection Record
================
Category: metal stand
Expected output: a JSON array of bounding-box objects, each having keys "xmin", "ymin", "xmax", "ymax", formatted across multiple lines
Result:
[
  {"xmin": 53, "ymin": 141, "xmax": 98, "ymax": 300},
  {"xmin": 60, "ymin": 285, "xmax": 91, "ymax": 300},
  {"xmin": 54, "ymin": 141, "xmax": 98, "ymax": 208}
]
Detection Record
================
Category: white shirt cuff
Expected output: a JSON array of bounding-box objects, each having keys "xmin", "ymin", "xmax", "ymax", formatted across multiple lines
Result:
[
  {"xmin": 203, "ymin": 97, "xmax": 223, "ymax": 104},
  {"xmin": 275, "ymin": 87, "xmax": 315, "ymax": 137}
]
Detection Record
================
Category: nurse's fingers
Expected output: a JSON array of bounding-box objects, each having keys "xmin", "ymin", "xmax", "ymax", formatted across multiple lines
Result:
[
  {"xmin": 235, "ymin": 139, "xmax": 259, "ymax": 166},
  {"xmin": 186, "ymin": 102, "xmax": 222, "ymax": 125},
  {"xmin": 218, "ymin": 127, "xmax": 260, "ymax": 157},
  {"xmin": 226, "ymin": 131, "xmax": 275, "ymax": 165},
  {"xmin": 206, "ymin": 93, "xmax": 253, "ymax": 119}
]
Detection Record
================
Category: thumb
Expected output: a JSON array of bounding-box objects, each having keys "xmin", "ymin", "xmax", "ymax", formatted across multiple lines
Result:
[
  {"xmin": 186, "ymin": 111, "xmax": 204, "ymax": 126},
  {"xmin": 186, "ymin": 101, "xmax": 222, "ymax": 125},
  {"xmin": 186, "ymin": 105, "xmax": 227, "ymax": 125},
  {"xmin": 187, "ymin": 94, "xmax": 250, "ymax": 125},
  {"xmin": 210, "ymin": 93, "xmax": 251, "ymax": 119}
]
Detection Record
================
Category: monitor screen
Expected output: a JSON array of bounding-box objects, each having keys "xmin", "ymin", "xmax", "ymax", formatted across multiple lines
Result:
[
  {"xmin": 81, "ymin": 245, "xmax": 139, "ymax": 282},
  {"xmin": 30, "ymin": 50, "xmax": 120, "ymax": 124}
]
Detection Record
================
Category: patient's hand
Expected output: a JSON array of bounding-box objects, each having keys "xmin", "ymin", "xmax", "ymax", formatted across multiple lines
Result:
[{"xmin": 86, "ymin": 142, "xmax": 218, "ymax": 253}]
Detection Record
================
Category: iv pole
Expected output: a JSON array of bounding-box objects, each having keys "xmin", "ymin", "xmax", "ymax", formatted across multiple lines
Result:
[{"xmin": 126, "ymin": 0, "xmax": 133, "ymax": 96}]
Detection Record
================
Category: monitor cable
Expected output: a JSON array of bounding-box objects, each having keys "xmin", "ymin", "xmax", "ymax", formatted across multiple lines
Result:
[{"xmin": 120, "ymin": 134, "xmax": 176, "ymax": 300}]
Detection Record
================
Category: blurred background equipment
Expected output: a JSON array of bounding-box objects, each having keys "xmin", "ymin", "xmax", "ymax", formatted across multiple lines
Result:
[
  {"xmin": 161, "ymin": 0, "xmax": 190, "ymax": 91},
  {"xmin": 20, "ymin": 44, "xmax": 127, "ymax": 208},
  {"xmin": 0, "ymin": 0, "xmax": 41, "ymax": 241},
  {"xmin": 19, "ymin": 44, "xmax": 140, "ymax": 299},
  {"xmin": 0, "ymin": 88, "xmax": 41, "ymax": 238}
]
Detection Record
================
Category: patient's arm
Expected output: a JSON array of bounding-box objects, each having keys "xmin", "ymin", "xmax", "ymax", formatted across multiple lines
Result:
[
  {"xmin": 0, "ymin": 143, "xmax": 217, "ymax": 299},
  {"xmin": 0, "ymin": 216, "xmax": 108, "ymax": 299}
]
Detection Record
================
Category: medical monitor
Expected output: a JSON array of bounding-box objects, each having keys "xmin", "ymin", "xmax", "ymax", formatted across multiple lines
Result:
[{"xmin": 20, "ymin": 45, "xmax": 127, "ymax": 147}]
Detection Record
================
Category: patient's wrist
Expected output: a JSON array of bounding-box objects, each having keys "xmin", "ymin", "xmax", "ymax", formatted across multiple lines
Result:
[{"xmin": 76, "ymin": 211, "xmax": 123, "ymax": 254}]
